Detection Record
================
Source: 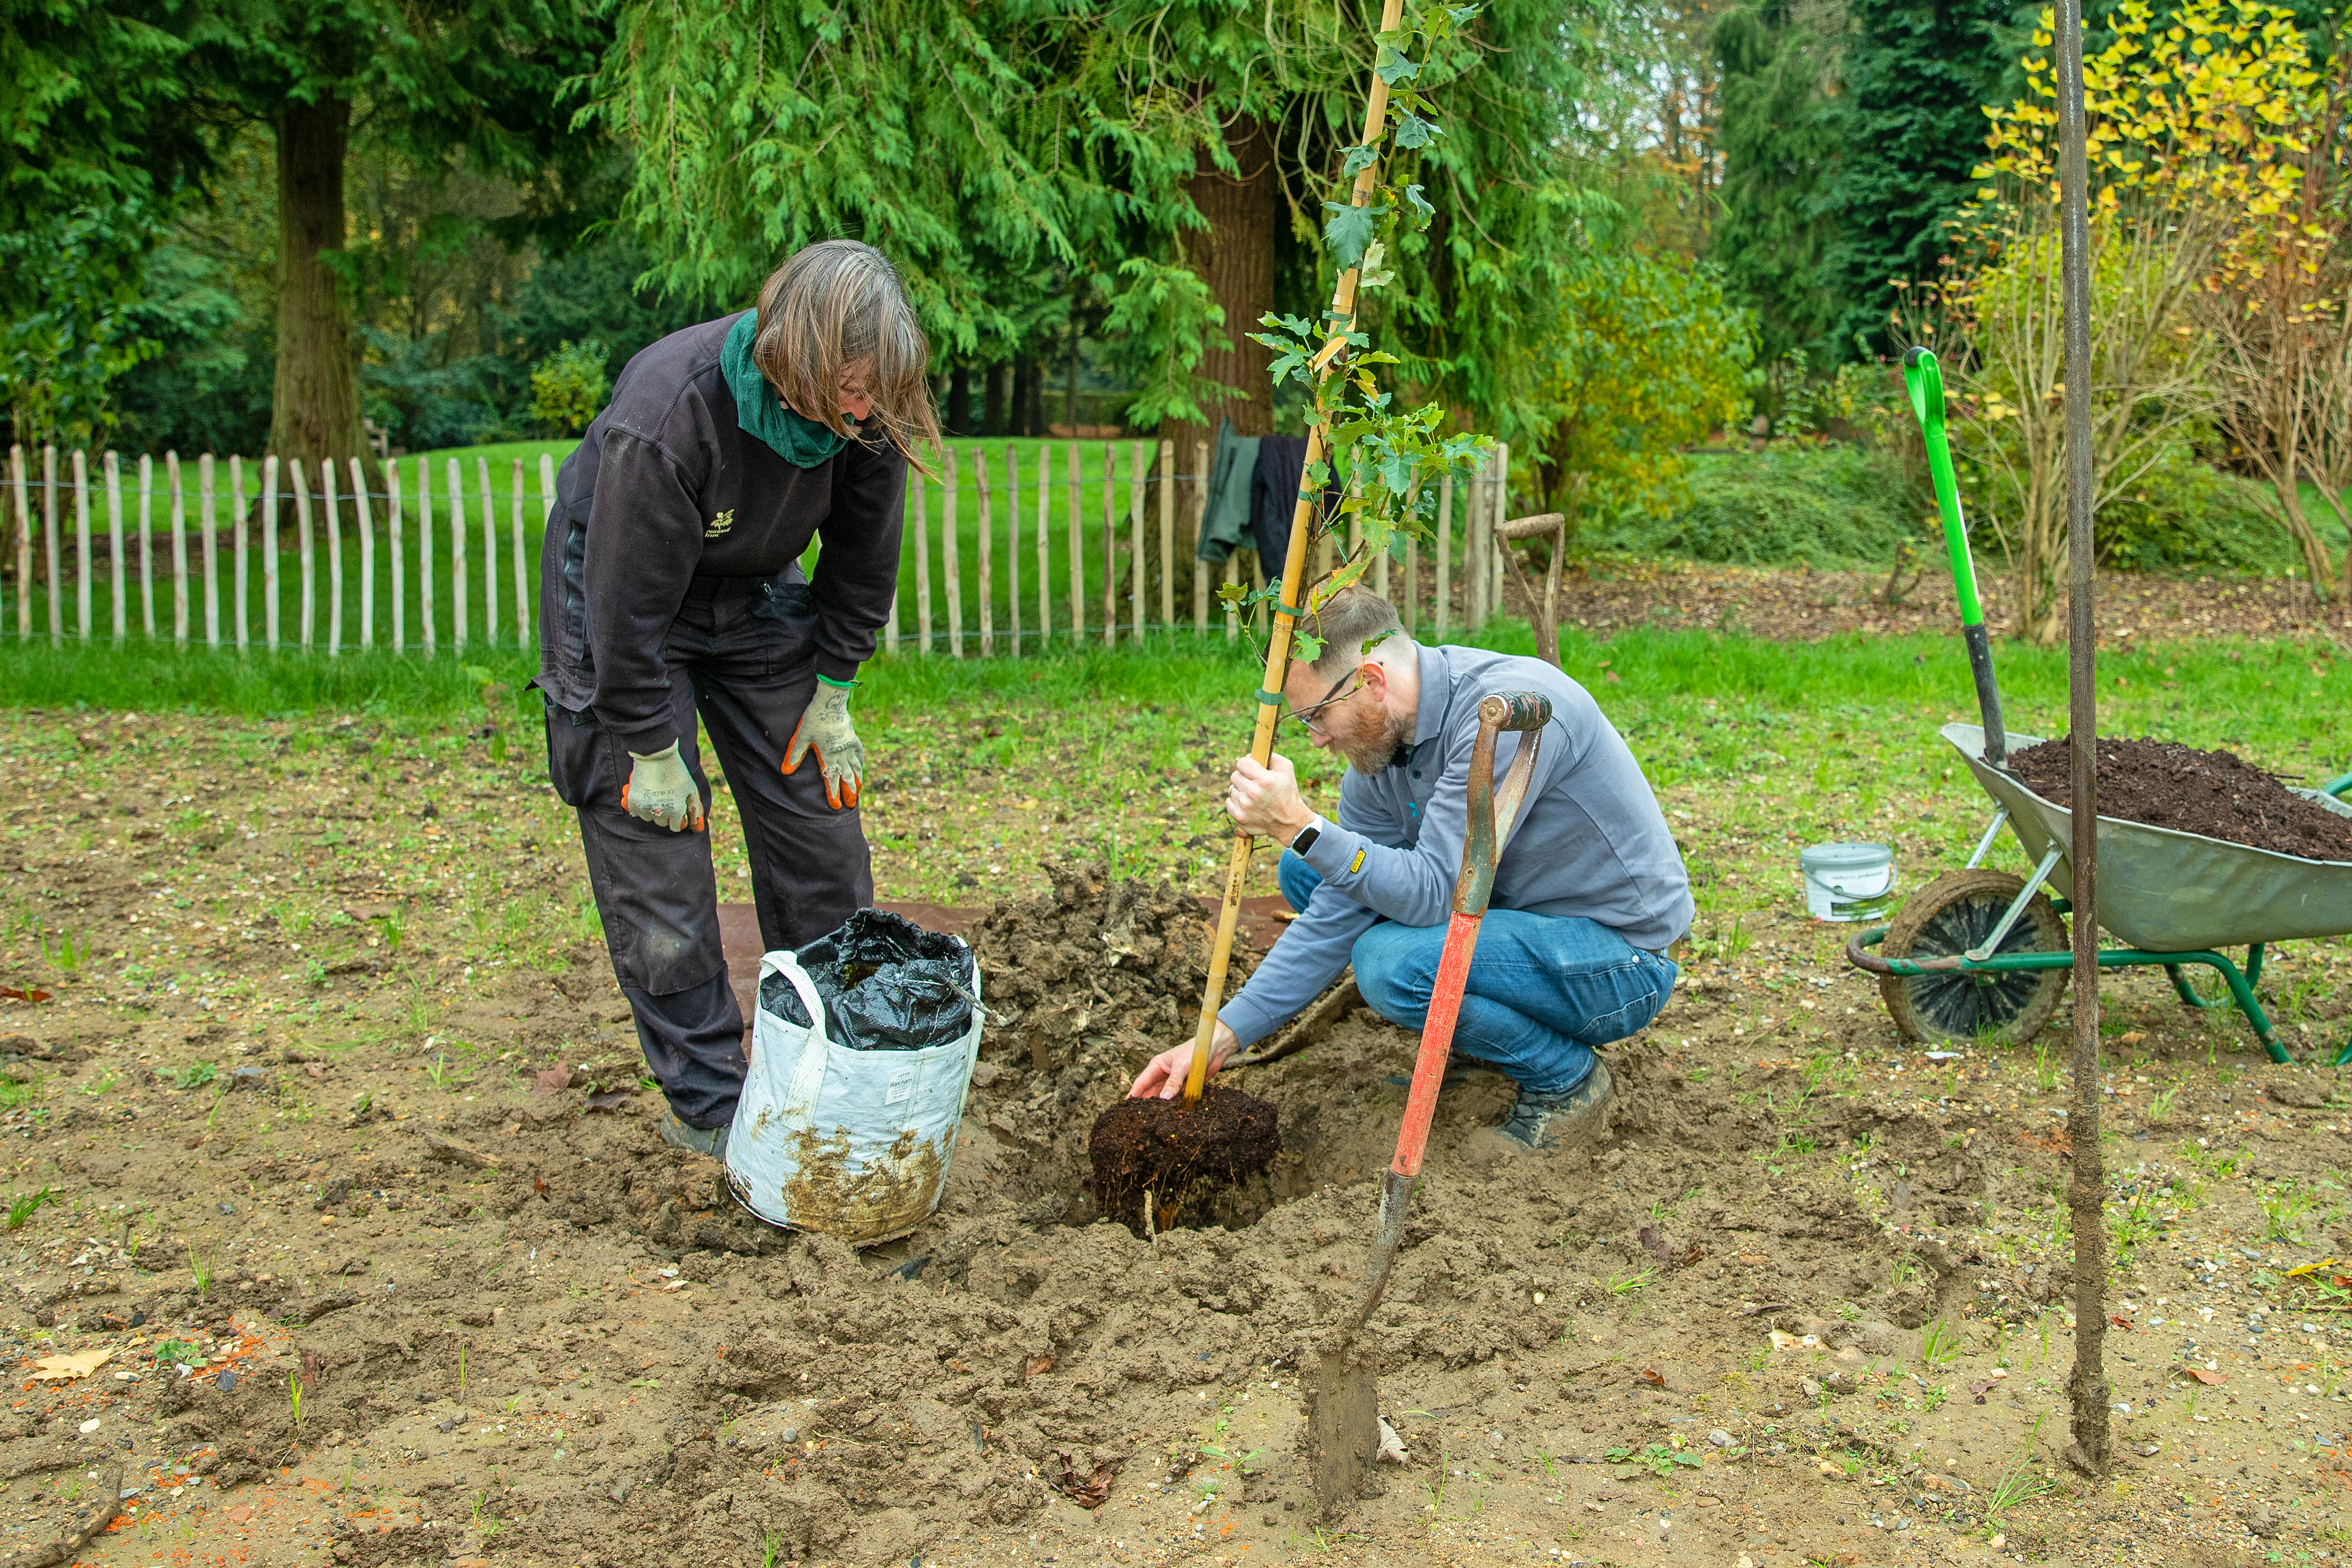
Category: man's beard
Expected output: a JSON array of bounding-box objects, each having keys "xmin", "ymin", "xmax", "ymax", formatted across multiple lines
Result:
[{"xmin": 1336, "ymin": 705, "xmax": 1412, "ymax": 776}]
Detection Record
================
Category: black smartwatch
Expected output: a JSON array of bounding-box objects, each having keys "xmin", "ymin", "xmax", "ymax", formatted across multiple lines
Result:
[{"xmin": 1289, "ymin": 820, "xmax": 1321, "ymax": 856}]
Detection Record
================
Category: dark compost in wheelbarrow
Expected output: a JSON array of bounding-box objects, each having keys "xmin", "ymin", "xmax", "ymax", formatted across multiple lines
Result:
[{"xmin": 2010, "ymin": 736, "xmax": 2352, "ymax": 862}]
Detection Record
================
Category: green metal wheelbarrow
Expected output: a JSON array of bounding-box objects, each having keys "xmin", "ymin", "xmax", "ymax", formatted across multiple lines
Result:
[{"xmin": 1841, "ymin": 350, "xmax": 2352, "ymax": 1067}]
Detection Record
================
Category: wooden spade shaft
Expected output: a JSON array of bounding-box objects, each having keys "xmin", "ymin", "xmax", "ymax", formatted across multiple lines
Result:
[{"xmin": 1184, "ymin": 0, "xmax": 1409, "ymax": 1105}]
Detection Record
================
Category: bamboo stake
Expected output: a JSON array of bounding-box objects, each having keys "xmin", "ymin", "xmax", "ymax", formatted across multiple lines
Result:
[
  {"xmin": 476, "ymin": 457, "xmax": 496, "ymax": 646},
  {"xmin": 1005, "ymin": 447, "xmax": 1021, "ymax": 657},
  {"xmin": 1404, "ymin": 535, "xmax": 1418, "ymax": 633},
  {"xmin": 1158, "ymin": 437, "xmax": 1176, "ymax": 634},
  {"xmin": 1100, "ymin": 443, "xmax": 1117, "ymax": 646},
  {"xmin": 291, "ymin": 458, "xmax": 314, "ymax": 649},
  {"xmin": 107, "ymin": 452, "xmax": 127, "ymax": 642},
  {"xmin": 199, "ymin": 453, "xmax": 218, "ymax": 645},
  {"xmin": 1224, "ymin": 552, "xmax": 1240, "ymax": 643},
  {"xmin": 8, "ymin": 446, "xmax": 27, "ymax": 639},
  {"xmin": 167, "ymin": 451, "xmax": 188, "ymax": 645},
  {"xmin": 975, "ymin": 448, "xmax": 994, "ymax": 656},
  {"xmin": 1183, "ymin": 0, "xmax": 1408, "ymax": 1102},
  {"xmin": 260, "ymin": 456, "xmax": 279, "ymax": 647},
  {"xmin": 73, "ymin": 449, "xmax": 91, "ymax": 640},
  {"xmin": 942, "ymin": 448, "xmax": 963, "ymax": 657},
  {"xmin": 1193, "ymin": 438, "xmax": 1210, "ymax": 634},
  {"xmin": 1129, "ymin": 440, "xmax": 1146, "ymax": 642},
  {"xmin": 227, "ymin": 456, "xmax": 245, "ymax": 647},
  {"xmin": 350, "ymin": 457, "xmax": 375, "ymax": 650},
  {"xmin": 914, "ymin": 475, "xmax": 933, "ymax": 654},
  {"xmin": 386, "ymin": 461, "xmax": 406, "ymax": 653},
  {"xmin": 1035, "ymin": 444, "xmax": 1051, "ymax": 647},
  {"xmin": 511, "ymin": 458, "xmax": 530, "ymax": 646},
  {"xmin": 44, "ymin": 446, "xmax": 62, "ymax": 644},
  {"xmin": 418, "ymin": 457, "xmax": 436, "ymax": 655},
  {"xmin": 323, "ymin": 455, "xmax": 343, "ymax": 655},
  {"xmin": 447, "ymin": 458, "xmax": 468, "ymax": 653}
]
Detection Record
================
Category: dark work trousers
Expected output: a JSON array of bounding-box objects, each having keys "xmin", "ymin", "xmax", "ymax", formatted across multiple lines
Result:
[{"xmin": 543, "ymin": 577, "xmax": 873, "ymax": 1129}]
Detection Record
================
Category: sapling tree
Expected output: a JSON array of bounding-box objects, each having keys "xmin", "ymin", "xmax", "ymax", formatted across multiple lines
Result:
[{"xmin": 1244, "ymin": 0, "xmax": 1494, "ymax": 653}]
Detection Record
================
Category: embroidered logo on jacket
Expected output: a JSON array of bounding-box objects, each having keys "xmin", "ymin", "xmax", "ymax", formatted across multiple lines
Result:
[{"xmin": 704, "ymin": 509, "xmax": 735, "ymax": 539}]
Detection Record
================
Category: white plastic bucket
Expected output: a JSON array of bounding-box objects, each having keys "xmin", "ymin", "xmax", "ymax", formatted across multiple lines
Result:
[
  {"xmin": 1800, "ymin": 842, "xmax": 1897, "ymax": 922},
  {"xmin": 724, "ymin": 947, "xmax": 983, "ymax": 1245}
]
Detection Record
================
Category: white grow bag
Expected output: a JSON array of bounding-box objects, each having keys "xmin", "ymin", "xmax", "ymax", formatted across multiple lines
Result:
[{"xmin": 724, "ymin": 946, "xmax": 983, "ymax": 1245}]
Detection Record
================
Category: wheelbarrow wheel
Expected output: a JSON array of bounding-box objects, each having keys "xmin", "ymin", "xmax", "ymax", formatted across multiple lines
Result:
[{"xmin": 1879, "ymin": 869, "xmax": 2070, "ymax": 1047}]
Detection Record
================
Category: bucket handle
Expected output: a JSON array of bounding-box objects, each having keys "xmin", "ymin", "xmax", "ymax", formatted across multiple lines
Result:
[{"xmin": 756, "ymin": 952, "xmax": 834, "ymax": 1122}]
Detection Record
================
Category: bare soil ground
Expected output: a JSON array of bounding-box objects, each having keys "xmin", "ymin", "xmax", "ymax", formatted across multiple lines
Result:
[{"xmin": 0, "ymin": 710, "xmax": 2348, "ymax": 1568}]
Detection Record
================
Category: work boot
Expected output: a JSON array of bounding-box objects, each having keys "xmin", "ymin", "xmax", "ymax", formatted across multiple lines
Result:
[
  {"xmin": 660, "ymin": 1111, "xmax": 732, "ymax": 1163},
  {"xmin": 1489, "ymin": 1061, "xmax": 1614, "ymax": 1153}
]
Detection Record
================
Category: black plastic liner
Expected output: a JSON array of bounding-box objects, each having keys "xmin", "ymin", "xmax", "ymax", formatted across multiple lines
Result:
[{"xmin": 758, "ymin": 908, "xmax": 978, "ymax": 1052}]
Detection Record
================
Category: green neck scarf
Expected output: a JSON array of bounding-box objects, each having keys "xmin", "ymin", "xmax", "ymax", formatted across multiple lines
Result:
[{"xmin": 721, "ymin": 310, "xmax": 851, "ymax": 468}]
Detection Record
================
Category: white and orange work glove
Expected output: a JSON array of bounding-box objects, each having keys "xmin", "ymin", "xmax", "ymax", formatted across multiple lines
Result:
[
  {"xmin": 783, "ymin": 675, "xmax": 865, "ymax": 809},
  {"xmin": 622, "ymin": 741, "xmax": 704, "ymax": 832}
]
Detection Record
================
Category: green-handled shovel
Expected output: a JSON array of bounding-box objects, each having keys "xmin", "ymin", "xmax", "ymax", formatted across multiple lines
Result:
[{"xmin": 1901, "ymin": 346, "xmax": 2009, "ymax": 766}]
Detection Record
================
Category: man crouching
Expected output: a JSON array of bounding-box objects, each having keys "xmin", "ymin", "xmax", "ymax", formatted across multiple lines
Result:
[{"xmin": 1129, "ymin": 587, "xmax": 1692, "ymax": 1152}]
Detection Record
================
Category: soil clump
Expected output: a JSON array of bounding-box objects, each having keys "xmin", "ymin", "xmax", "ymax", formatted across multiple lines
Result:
[
  {"xmin": 1087, "ymin": 1085, "xmax": 1282, "ymax": 1231},
  {"xmin": 2011, "ymin": 734, "xmax": 2352, "ymax": 860}
]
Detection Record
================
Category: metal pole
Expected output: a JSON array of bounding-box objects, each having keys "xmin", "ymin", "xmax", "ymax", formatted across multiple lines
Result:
[{"xmin": 2056, "ymin": 0, "xmax": 2109, "ymax": 1481}]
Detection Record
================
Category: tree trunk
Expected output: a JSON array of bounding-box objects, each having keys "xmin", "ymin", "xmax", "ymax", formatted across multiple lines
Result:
[
  {"xmin": 1065, "ymin": 317, "xmax": 1081, "ymax": 433},
  {"xmin": 269, "ymin": 96, "xmax": 366, "ymax": 467},
  {"xmin": 942, "ymin": 366, "xmax": 968, "ymax": 435},
  {"xmin": 1166, "ymin": 114, "xmax": 1283, "ymax": 462},
  {"xmin": 984, "ymin": 363, "xmax": 1008, "ymax": 436}
]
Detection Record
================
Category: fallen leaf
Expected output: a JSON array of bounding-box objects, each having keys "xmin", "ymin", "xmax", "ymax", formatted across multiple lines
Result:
[
  {"xmin": 1023, "ymin": 1354, "xmax": 1055, "ymax": 1380},
  {"xmin": 1054, "ymin": 1451, "xmax": 1123, "ymax": 1508},
  {"xmin": 586, "ymin": 1088, "xmax": 634, "ymax": 1112},
  {"xmin": 1637, "ymin": 1367, "xmax": 1666, "ymax": 1387},
  {"xmin": 0, "ymin": 988, "xmax": 52, "ymax": 1003},
  {"xmin": 531, "ymin": 1064, "xmax": 577, "ymax": 1095},
  {"xmin": 2286, "ymin": 1259, "xmax": 2338, "ymax": 1279},
  {"xmin": 2117, "ymin": 1031, "xmax": 2147, "ymax": 1047},
  {"xmin": 1636, "ymin": 1224, "xmax": 1706, "ymax": 1269},
  {"xmin": 2183, "ymin": 1367, "xmax": 2226, "ymax": 1386},
  {"xmin": 31, "ymin": 1346, "xmax": 115, "ymax": 1382},
  {"xmin": 2110, "ymin": 1315, "xmax": 2134, "ymax": 1331},
  {"xmin": 661, "ymin": 1279, "xmax": 689, "ymax": 1292},
  {"xmin": 532, "ymin": 1174, "xmax": 549, "ymax": 1197}
]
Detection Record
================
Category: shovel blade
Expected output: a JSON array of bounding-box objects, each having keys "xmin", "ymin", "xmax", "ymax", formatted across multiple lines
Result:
[{"xmin": 1300, "ymin": 1329, "xmax": 1381, "ymax": 1519}]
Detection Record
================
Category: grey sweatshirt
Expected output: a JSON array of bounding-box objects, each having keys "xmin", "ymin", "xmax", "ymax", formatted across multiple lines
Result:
[{"xmin": 1218, "ymin": 643, "xmax": 1694, "ymax": 1049}]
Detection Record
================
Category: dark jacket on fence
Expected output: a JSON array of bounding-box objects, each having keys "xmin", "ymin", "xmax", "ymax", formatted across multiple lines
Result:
[
  {"xmin": 534, "ymin": 315, "xmax": 907, "ymax": 753},
  {"xmin": 1250, "ymin": 434, "xmax": 1344, "ymax": 577}
]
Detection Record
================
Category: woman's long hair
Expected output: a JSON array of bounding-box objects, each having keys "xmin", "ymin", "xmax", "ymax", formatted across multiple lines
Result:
[{"xmin": 753, "ymin": 240, "xmax": 943, "ymax": 475}]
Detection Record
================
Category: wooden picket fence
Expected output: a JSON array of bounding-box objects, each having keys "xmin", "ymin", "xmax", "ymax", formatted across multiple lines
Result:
[{"xmin": 5, "ymin": 438, "xmax": 1518, "ymax": 658}]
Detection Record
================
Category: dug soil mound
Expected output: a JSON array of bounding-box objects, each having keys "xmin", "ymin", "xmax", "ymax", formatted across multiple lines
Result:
[{"xmin": 2011, "ymin": 734, "xmax": 2352, "ymax": 861}]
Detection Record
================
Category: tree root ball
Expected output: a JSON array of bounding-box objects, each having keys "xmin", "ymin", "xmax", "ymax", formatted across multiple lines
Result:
[{"xmin": 1088, "ymin": 1087, "xmax": 1280, "ymax": 1231}]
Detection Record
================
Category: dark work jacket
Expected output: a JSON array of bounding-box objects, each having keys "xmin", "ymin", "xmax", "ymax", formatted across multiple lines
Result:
[{"xmin": 534, "ymin": 314, "xmax": 907, "ymax": 753}]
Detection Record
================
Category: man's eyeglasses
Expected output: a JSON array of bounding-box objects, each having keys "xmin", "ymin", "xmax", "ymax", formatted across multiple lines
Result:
[{"xmin": 1288, "ymin": 670, "xmax": 1363, "ymax": 736}]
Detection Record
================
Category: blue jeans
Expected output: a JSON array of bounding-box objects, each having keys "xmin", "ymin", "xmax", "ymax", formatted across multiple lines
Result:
[{"xmin": 1279, "ymin": 851, "xmax": 1676, "ymax": 1095}]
